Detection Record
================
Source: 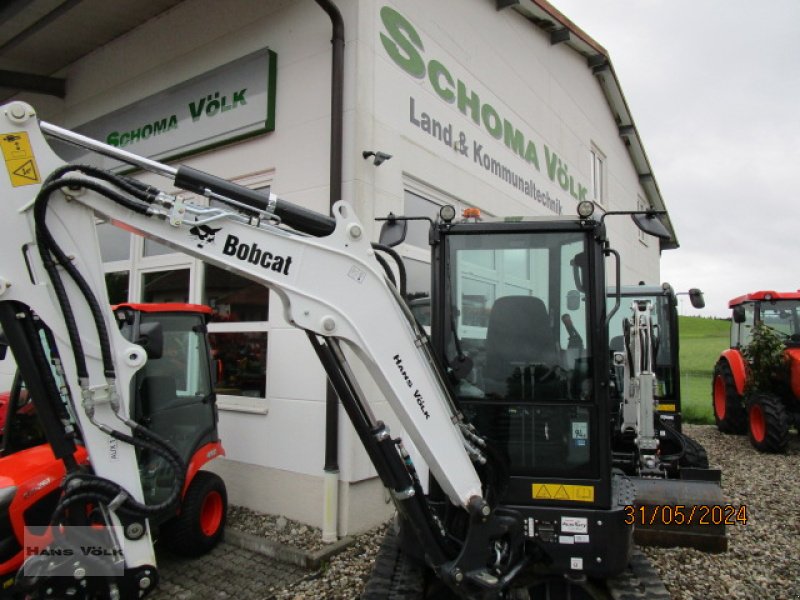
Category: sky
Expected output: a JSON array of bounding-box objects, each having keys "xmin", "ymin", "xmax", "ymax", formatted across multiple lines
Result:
[{"xmin": 548, "ymin": 0, "xmax": 800, "ymax": 318}]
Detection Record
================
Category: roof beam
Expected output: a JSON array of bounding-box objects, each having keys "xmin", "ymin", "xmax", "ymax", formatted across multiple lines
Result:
[
  {"xmin": 550, "ymin": 28, "xmax": 570, "ymax": 45},
  {"xmin": 0, "ymin": 0, "xmax": 83, "ymax": 54},
  {"xmin": 497, "ymin": 0, "xmax": 520, "ymax": 9},
  {"xmin": 0, "ymin": 70, "xmax": 65, "ymax": 97}
]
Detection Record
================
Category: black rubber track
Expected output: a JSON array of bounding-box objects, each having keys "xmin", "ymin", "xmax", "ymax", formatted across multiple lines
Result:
[
  {"xmin": 361, "ymin": 524, "xmax": 425, "ymax": 599},
  {"xmin": 712, "ymin": 359, "xmax": 747, "ymax": 434},
  {"xmin": 747, "ymin": 392, "xmax": 789, "ymax": 453}
]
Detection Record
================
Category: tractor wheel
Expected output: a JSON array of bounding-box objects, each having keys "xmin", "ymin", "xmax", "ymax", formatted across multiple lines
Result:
[
  {"xmin": 679, "ymin": 434, "xmax": 709, "ymax": 469},
  {"xmin": 747, "ymin": 393, "xmax": 789, "ymax": 453},
  {"xmin": 161, "ymin": 471, "xmax": 227, "ymax": 557},
  {"xmin": 712, "ymin": 360, "xmax": 747, "ymax": 434}
]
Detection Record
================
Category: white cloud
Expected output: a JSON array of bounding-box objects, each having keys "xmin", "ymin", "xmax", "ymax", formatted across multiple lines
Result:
[{"xmin": 550, "ymin": 0, "xmax": 800, "ymax": 317}]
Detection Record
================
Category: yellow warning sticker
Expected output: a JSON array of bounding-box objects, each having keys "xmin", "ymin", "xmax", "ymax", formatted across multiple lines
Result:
[
  {"xmin": 1, "ymin": 132, "xmax": 40, "ymax": 187},
  {"xmin": 532, "ymin": 483, "xmax": 595, "ymax": 503},
  {"xmin": 657, "ymin": 403, "xmax": 676, "ymax": 412}
]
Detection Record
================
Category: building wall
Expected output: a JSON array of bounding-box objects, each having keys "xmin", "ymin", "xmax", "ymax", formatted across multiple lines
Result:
[{"xmin": 7, "ymin": 0, "xmax": 664, "ymax": 535}]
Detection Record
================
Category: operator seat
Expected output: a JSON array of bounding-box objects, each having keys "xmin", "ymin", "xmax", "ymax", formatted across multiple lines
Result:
[
  {"xmin": 480, "ymin": 295, "xmax": 568, "ymax": 468},
  {"xmin": 483, "ymin": 295, "xmax": 559, "ymax": 399}
]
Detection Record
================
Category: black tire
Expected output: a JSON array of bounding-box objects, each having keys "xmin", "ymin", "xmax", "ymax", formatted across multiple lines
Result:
[
  {"xmin": 712, "ymin": 359, "xmax": 747, "ymax": 434},
  {"xmin": 747, "ymin": 392, "xmax": 789, "ymax": 453},
  {"xmin": 361, "ymin": 524, "xmax": 424, "ymax": 600},
  {"xmin": 160, "ymin": 470, "xmax": 227, "ymax": 557},
  {"xmin": 679, "ymin": 434, "xmax": 709, "ymax": 469}
]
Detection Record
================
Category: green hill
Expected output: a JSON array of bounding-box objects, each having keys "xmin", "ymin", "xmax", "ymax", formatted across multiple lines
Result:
[{"xmin": 678, "ymin": 316, "xmax": 730, "ymax": 424}]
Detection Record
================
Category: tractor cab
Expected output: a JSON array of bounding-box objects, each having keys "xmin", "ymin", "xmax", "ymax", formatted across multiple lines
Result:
[
  {"xmin": 715, "ymin": 291, "xmax": 800, "ymax": 452},
  {"xmin": 112, "ymin": 303, "xmax": 222, "ymax": 506},
  {"xmin": 0, "ymin": 303, "xmax": 225, "ymax": 584},
  {"xmin": 729, "ymin": 292, "xmax": 800, "ymax": 349}
]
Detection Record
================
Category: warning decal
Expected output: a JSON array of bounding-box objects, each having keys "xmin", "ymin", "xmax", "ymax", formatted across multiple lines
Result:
[
  {"xmin": 531, "ymin": 483, "xmax": 595, "ymax": 503},
  {"xmin": 1, "ymin": 132, "xmax": 41, "ymax": 187}
]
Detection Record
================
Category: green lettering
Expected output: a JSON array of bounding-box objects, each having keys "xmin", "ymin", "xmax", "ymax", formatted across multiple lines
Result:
[
  {"xmin": 379, "ymin": 6, "xmax": 425, "ymax": 79},
  {"xmin": 503, "ymin": 120, "xmax": 525, "ymax": 157},
  {"xmin": 428, "ymin": 60, "xmax": 454, "ymax": 103},
  {"xmin": 107, "ymin": 131, "xmax": 119, "ymax": 146},
  {"xmin": 167, "ymin": 115, "xmax": 178, "ymax": 130},
  {"xmin": 457, "ymin": 80, "xmax": 480, "ymax": 124},
  {"xmin": 481, "ymin": 103, "xmax": 502, "ymax": 140},
  {"xmin": 189, "ymin": 99, "xmax": 205, "ymax": 121},
  {"xmin": 524, "ymin": 141, "xmax": 540, "ymax": 170}
]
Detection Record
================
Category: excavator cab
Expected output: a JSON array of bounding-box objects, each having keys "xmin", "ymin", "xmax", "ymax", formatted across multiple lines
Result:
[
  {"xmin": 427, "ymin": 215, "xmax": 634, "ymax": 579},
  {"xmin": 607, "ymin": 283, "xmax": 704, "ymax": 433}
]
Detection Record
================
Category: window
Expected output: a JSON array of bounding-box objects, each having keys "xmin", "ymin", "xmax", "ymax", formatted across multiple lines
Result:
[
  {"xmin": 399, "ymin": 183, "xmax": 485, "ymax": 306},
  {"xmin": 94, "ymin": 170, "xmax": 274, "ymax": 414},
  {"xmin": 141, "ymin": 268, "xmax": 190, "ymax": 303},
  {"xmin": 732, "ymin": 303, "xmax": 756, "ymax": 348},
  {"xmin": 443, "ymin": 230, "xmax": 597, "ymax": 478},
  {"xmin": 105, "ymin": 272, "xmax": 129, "ymax": 304},
  {"xmin": 590, "ymin": 146, "xmax": 605, "ymax": 205},
  {"xmin": 203, "ymin": 263, "xmax": 269, "ymax": 401},
  {"xmin": 637, "ymin": 197, "xmax": 648, "ymax": 244},
  {"xmin": 97, "ymin": 221, "xmax": 131, "ymax": 262}
]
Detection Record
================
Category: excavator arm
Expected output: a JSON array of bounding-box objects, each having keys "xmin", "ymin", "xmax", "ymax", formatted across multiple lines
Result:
[
  {"xmin": 0, "ymin": 102, "xmax": 522, "ymax": 597},
  {"xmin": 618, "ymin": 300, "xmax": 660, "ymax": 474}
]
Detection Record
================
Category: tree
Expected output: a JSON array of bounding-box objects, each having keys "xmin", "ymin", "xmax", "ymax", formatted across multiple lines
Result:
[{"xmin": 741, "ymin": 322, "xmax": 788, "ymax": 395}]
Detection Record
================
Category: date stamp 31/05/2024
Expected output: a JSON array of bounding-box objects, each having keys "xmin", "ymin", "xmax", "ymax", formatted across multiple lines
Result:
[{"xmin": 623, "ymin": 504, "xmax": 748, "ymax": 526}]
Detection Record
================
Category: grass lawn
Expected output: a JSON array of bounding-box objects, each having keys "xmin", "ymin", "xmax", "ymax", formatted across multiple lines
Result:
[{"xmin": 677, "ymin": 316, "xmax": 731, "ymax": 424}]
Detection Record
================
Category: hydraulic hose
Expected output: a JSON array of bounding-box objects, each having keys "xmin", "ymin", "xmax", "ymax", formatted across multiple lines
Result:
[
  {"xmin": 372, "ymin": 252, "xmax": 397, "ymax": 288},
  {"xmin": 32, "ymin": 167, "xmax": 187, "ymax": 523},
  {"xmin": 34, "ymin": 171, "xmax": 153, "ymax": 378},
  {"xmin": 372, "ymin": 243, "xmax": 407, "ymax": 297}
]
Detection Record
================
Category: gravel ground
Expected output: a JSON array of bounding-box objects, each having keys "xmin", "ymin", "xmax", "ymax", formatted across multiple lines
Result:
[
  {"xmin": 227, "ymin": 506, "xmax": 329, "ymax": 553},
  {"xmin": 238, "ymin": 424, "xmax": 799, "ymax": 599},
  {"xmin": 641, "ymin": 424, "xmax": 800, "ymax": 600}
]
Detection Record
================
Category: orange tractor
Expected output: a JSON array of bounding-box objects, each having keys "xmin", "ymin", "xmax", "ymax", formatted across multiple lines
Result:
[{"xmin": 713, "ymin": 291, "xmax": 800, "ymax": 452}]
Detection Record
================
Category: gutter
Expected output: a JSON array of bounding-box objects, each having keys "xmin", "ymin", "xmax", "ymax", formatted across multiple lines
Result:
[{"xmin": 501, "ymin": 0, "xmax": 679, "ymax": 251}]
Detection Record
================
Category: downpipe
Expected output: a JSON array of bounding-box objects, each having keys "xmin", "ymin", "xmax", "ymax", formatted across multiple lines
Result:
[
  {"xmin": 322, "ymin": 470, "xmax": 339, "ymax": 543},
  {"xmin": 315, "ymin": 0, "xmax": 345, "ymax": 543}
]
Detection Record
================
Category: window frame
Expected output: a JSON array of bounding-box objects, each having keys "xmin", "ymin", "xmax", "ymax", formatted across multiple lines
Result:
[
  {"xmin": 590, "ymin": 145, "xmax": 606, "ymax": 206},
  {"xmin": 96, "ymin": 170, "xmax": 275, "ymax": 415}
]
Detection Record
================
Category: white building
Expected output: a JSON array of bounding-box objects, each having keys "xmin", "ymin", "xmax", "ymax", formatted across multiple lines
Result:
[{"xmin": 1, "ymin": 0, "xmax": 676, "ymax": 536}]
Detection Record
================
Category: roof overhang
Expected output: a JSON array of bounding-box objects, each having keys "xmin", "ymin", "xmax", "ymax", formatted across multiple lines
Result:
[
  {"xmin": 498, "ymin": 0, "xmax": 679, "ymax": 250},
  {"xmin": 0, "ymin": 0, "xmax": 183, "ymax": 102}
]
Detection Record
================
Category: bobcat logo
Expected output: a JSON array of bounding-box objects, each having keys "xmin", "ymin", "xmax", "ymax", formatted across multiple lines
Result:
[{"xmin": 190, "ymin": 225, "xmax": 222, "ymax": 248}]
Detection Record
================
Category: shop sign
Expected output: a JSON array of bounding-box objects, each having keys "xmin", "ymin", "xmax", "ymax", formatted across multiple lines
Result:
[
  {"xmin": 60, "ymin": 49, "xmax": 277, "ymax": 171},
  {"xmin": 379, "ymin": 6, "xmax": 589, "ymax": 213}
]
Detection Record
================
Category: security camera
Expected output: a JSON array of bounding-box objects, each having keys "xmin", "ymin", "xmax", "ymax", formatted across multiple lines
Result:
[{"xmin": 362, "ymin": 150, "xmax": 392, "ymax": 166}]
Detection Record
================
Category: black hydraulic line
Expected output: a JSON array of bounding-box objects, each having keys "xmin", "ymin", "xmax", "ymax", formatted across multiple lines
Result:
[
  {"xmin": 52, "ymin": 428, "xmax": 185, "ymax": 524},
  {"xmin": 50, "ymin": 164, "xmax": 162, "ymax": 201},
  {"xmin": 306, "ymin": 331, "xmax": 451, "ymax": 565},
  {"xmin": 29, "ymin": 168, "xmax": 188, "ymax": 522},
  {"xmin": 0, "ymin": 302, "xmax": 78, "ymax": 469},
  {"xmin": 373, "ymin": 252, "xmax": 396, "ymax": 287},
  {"xmin": 372, "ymin": 243, "xmax": 407, "ymax": 297},
  {"xmin": 33, "ymin": 173, "xmax": 153, "ymax": 379}
]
